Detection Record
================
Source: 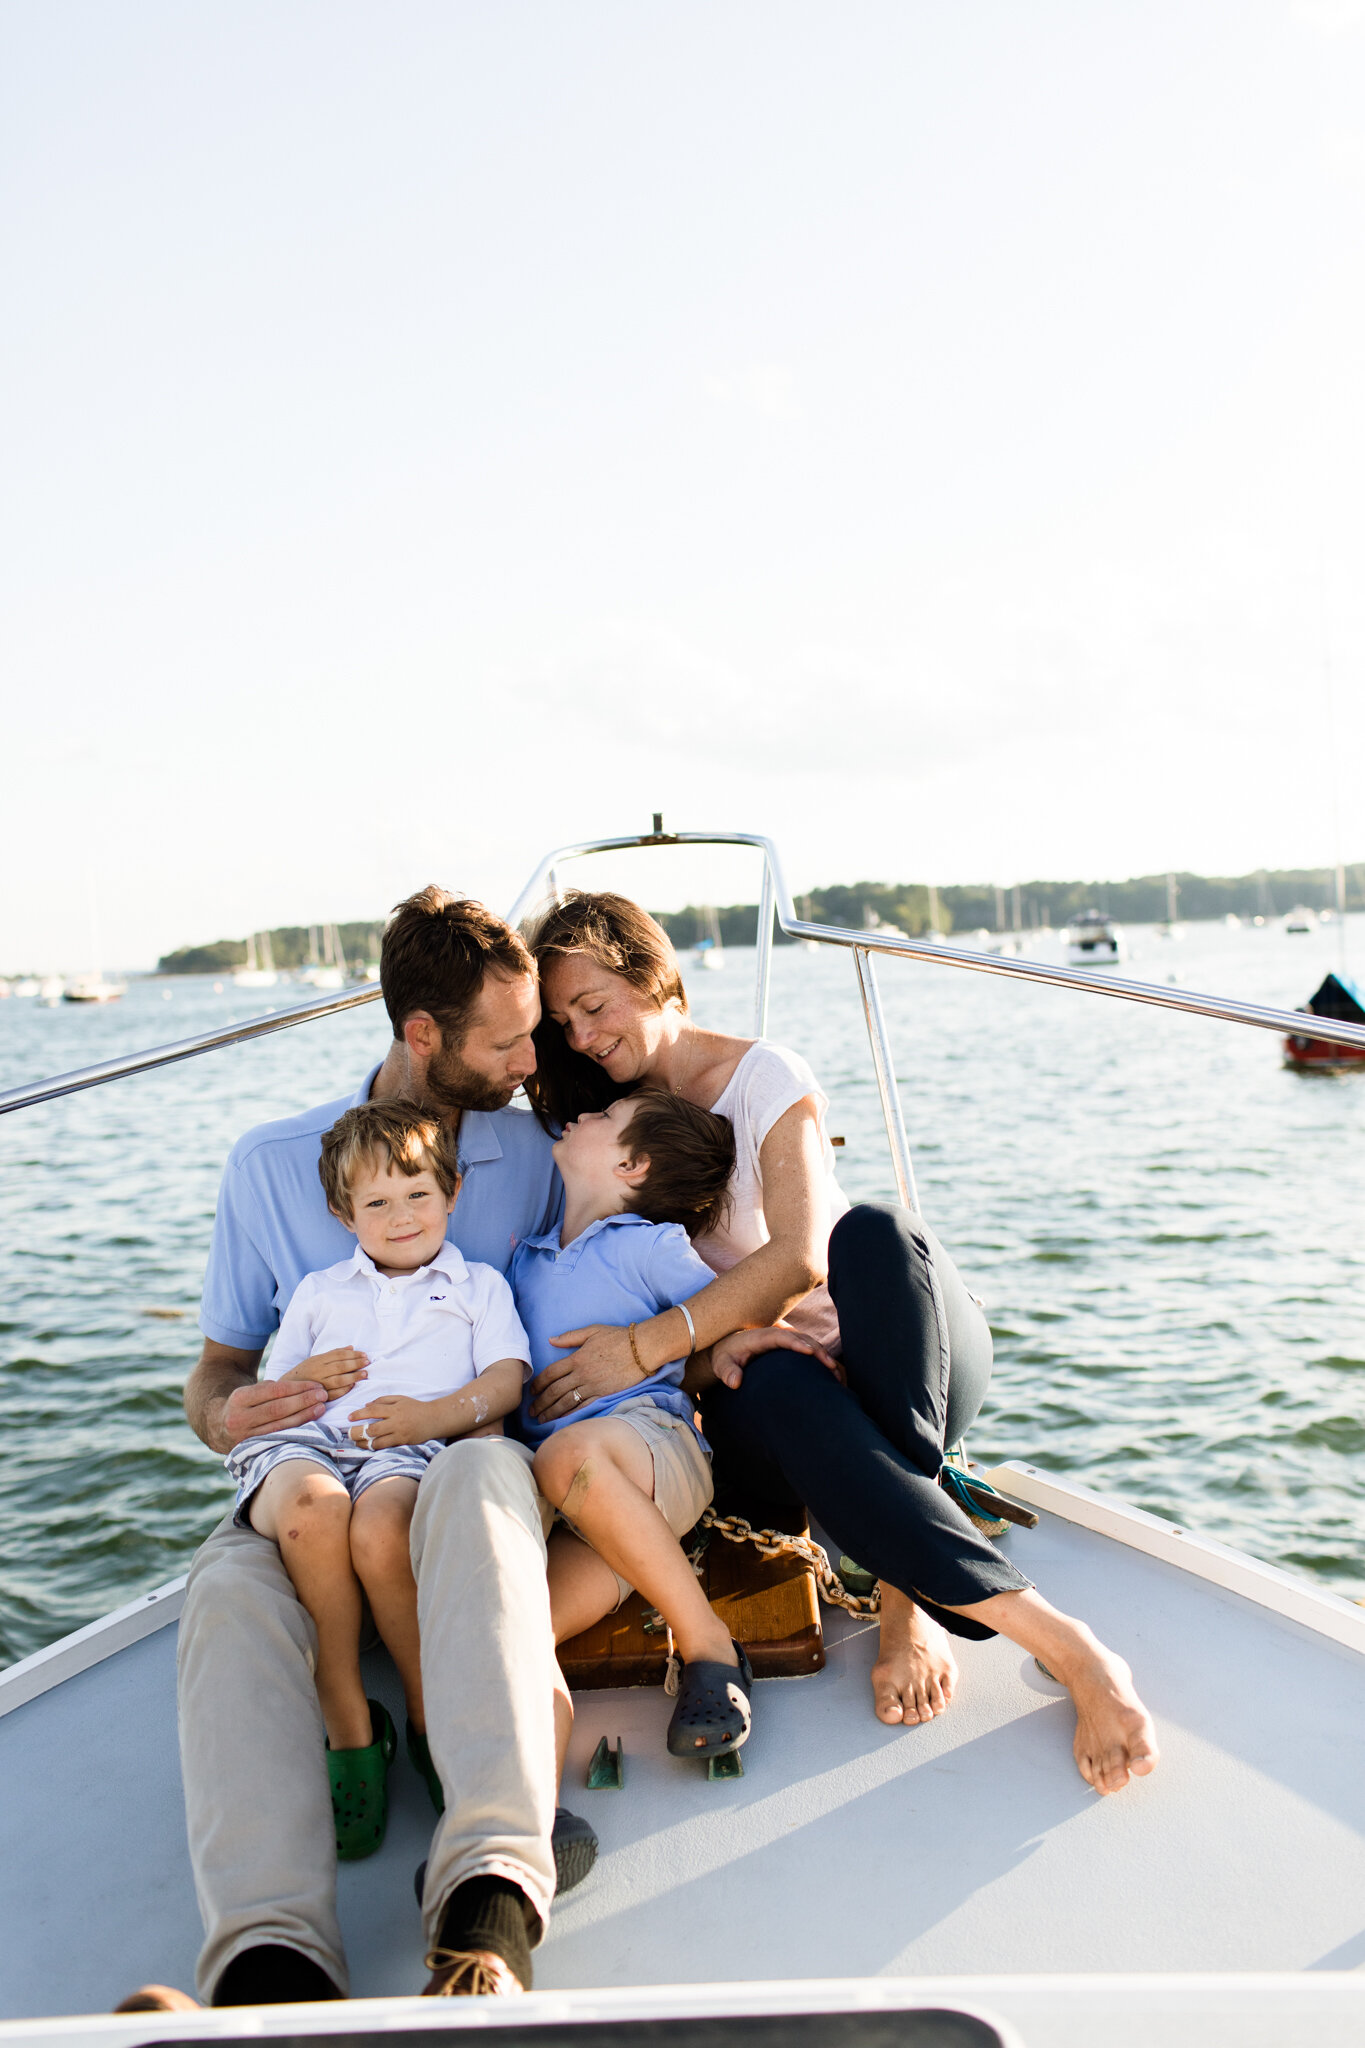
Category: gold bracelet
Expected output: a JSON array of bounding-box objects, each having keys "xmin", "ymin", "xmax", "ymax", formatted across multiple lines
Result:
[{"xmin": 627, "ymin": 1323, "xmax": 647, "ymax": 1378}]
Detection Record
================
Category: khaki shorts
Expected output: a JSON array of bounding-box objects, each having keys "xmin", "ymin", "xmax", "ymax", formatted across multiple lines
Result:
[{"xmin": 558, "ymin": 1395, "xmax": 714, "ymax": 1610}]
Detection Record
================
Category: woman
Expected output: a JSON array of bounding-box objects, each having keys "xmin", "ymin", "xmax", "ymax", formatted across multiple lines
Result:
[{"xmin": 526, "ymin": 891, "xmax": 1157, "ymax": 1796}]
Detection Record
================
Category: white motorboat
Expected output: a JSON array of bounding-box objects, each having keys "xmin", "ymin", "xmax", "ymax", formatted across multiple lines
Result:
[
  {"xmin": 233, "ymin": 931, "xmax": 279, "ymax": 988},
  {"xmin": 1284, "ymin": 906, "xmax": 1315, "ymax": 935},
  {"xmin": 60, "ymin": 974, "xmax": 125, "ymax": 1003},
  {"xmin": 10, "ymin": 978, "xmax": 41, "ymax": 998},
  {"xmin": 3, "ymin": 828, "xmax": 1365, "ymax": 2048},
  {"xmin": 1062, "ymin": 911, "xmax": 1126, "ymax": 966}
]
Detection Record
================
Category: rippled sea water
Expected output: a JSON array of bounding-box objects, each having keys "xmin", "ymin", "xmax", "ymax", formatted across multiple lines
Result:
[{"xmin": 2, "ymin": 919, "xmax": 1362, "ymax": 1668}]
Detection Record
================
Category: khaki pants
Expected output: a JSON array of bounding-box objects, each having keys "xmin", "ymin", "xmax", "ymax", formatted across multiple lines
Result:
[{"xmin": 177, "ymin": 1436, "xmax": 557, "ymax": 2000}]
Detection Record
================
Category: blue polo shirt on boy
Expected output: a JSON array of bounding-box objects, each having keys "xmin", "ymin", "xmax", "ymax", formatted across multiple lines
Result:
[
  {"xmin": 511, "ymin": 1211, "xmax": 715, "ymax": 1448},
  {"xmin": 200, "ymin": 1063, "xmax": 561, "ymax": 1352}
]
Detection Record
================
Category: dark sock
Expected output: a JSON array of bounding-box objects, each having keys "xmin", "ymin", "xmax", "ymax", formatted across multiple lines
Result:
[
  {"xmin": 212, "ymin": 1944, "xmax": 342, "ymax": 2005},
  {"xmin": 434, "ymin": 1875, "xmax": 536, "ymax": 1990}
]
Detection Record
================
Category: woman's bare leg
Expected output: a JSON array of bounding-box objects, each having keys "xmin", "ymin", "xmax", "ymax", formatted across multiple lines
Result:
[
  {"xmin": 349, "ymin": 1477, "xmax": 423, "ymax": 1728},
  {"xmin": 249, "ymin": 1462, "xmax": 370, "ymax": 1752},
  {"xmin": 949, "ymin": 1585, "xmax": 1158, "ymax": 1793},
  {"xmin": 872, "ymin": 1584, "xmax": 959, "ymax": 1726}
]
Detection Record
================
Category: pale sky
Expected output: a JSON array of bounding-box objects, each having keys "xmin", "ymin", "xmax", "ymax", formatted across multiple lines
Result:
[{"xmin": 4, "ymin": 1, "xmax": 1365, "ymax": 970}]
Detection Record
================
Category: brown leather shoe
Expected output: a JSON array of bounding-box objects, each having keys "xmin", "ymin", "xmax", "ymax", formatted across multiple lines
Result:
[
  {"xmin": 113, "ymin": 1986, "xmax": 201, "ymax": 2013},
  {"xmin": 422, "ymin": 1947, "xmax": 525, "ymax": 1997}
]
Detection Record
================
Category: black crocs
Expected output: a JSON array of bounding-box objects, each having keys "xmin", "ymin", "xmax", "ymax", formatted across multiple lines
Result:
[{"xmin": 665, "ymin": 1640, "xmax": 754, "ymax": 1758}]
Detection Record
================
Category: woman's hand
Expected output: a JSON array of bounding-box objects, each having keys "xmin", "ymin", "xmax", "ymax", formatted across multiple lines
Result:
[
  {"xmin": 529, "ymin": 1324, "xmax": 641, "ymax": 1423},
  {"xmin": 348, "ymin": 1395, "xmax": 434, "ymax": 1449},
  {"xmin": 711, "ymin": 1324, "xmax": 843, "ymax": 1392}
]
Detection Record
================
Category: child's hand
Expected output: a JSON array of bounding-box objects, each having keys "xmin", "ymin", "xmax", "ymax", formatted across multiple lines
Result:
[
  {"xmin": 349, "ymin": 1396, "xmax": 433, "ymax": 1449},
  {"xmin": 278, "ymin": 1347, "xmax": 368, "ymax": 1398}
]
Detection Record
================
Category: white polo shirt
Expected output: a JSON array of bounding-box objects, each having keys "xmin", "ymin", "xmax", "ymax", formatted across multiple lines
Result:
[{"xmin": 266, "ymin": 1238, "xmax": 532, "ymax": 1429}]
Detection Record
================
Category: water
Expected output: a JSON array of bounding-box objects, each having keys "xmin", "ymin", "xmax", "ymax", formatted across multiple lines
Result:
[{"xmin": 1, "ymin": 922, "xmax": 1362, "ymax": 1669}]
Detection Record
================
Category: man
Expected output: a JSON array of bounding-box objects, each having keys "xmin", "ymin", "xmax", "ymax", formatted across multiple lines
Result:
[{"xmin": 148, "ymin": 888, "xmax": 582, "ymax": 2005}]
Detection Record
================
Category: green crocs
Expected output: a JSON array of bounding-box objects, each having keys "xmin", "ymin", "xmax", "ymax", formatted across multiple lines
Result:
[
  {"xmin": 407, "ymin": 1719, "xmax": 444, "ymax": 1814},
  {"xmin": 328, "ymin": 1700, "xmax": 396, "ymax": 1861}
]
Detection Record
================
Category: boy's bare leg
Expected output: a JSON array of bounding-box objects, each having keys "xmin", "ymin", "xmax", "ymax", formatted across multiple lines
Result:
[
  {"xmin": 349, "ymin": 1476, "xmax": 424, "ymax": 1729},
  {"xmin": 249, "ymin": 1464, "xmax": 371, "ymax": 1752},
  {"xmin": 544, "ymin": 1526, "xmax": 622, "ymax": 1786},
  {"xmin": 948, "ymin": 1584, "xmax": 1159, "ymax": 1795},
  {"xmin": 534, "ymin": 1420, "xmax": 733, "ymax": 1668}
]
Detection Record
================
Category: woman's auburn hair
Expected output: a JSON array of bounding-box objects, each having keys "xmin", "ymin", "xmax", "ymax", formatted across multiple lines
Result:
[{"xmin": 526, "ymin": 891, "xmax": 687, "ymax": 1130}]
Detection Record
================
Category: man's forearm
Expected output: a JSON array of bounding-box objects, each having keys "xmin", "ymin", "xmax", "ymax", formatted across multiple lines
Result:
[{"xmin": 184, "ymin": 1341, "xmax": 264, "ymax": 1453}]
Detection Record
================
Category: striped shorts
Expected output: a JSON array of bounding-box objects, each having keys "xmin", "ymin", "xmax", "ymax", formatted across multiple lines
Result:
[{"xmin": 226, "ymin": 1421, "xmax": 447, "ymax": 1529}]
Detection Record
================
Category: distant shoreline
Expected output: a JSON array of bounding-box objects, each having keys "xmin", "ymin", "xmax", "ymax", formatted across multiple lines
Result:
[{"xmin": 149, "ymin": 863, "xmax": 1363, "ymax": 971}]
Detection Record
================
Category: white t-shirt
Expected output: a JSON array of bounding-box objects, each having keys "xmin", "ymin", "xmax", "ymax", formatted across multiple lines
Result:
[
  {"xmin": 266, "ymin": 1237, "xmax": 532, "ymax": 1428},
  {"xmin": 692, "ymin": 1041, "xmax": 850, "ymax": 1351}
]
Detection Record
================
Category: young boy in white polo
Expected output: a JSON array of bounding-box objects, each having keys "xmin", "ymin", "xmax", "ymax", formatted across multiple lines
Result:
[
  {"xmin": 513, "ymin": 1090, "xmax": 755, "ymax": 1762},
  {"xmin": 226, "ymin": 1098, "xmax": 530, "ymax": 1860}
]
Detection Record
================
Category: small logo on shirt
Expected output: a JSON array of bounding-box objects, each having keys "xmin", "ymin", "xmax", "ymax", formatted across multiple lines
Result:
[{"xmin": 430, "ymin": 1293, "xmax": 447, "ymax": 1302}]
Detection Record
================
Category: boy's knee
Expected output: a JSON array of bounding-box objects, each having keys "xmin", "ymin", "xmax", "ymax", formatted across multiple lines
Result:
[
  {"xmin": 350, "ymin": 1499, "xmax": 412, "ymax": 1570},
  {"xmin": 532, "ymin": 1434, "xmax": 586, "ymax": 1510},
  {"xmin": 276, "ymin": 1477, "xmax": 351, "ymax": 1544}
]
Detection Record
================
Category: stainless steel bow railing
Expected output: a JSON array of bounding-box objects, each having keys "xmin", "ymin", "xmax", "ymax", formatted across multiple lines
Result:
[{"xmin": 4, "ymin": 823, "xmax": 1362, "ymax": 1219}]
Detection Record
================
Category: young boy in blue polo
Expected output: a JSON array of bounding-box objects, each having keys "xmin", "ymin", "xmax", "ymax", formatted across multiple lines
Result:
[{"xmin": 511, "ymin": 1089, "xmax": 754, "ymax": 1760}]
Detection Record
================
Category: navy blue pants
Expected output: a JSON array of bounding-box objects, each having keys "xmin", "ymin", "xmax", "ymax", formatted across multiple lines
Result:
[{"xmin": 701, "ymin": 1202, "xmax": 1029, "ymax": 1640}]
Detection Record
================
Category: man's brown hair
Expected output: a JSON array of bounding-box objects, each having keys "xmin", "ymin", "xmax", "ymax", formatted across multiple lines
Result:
[
  {"xmin": 382, "ymin": 887, "xmax": 534, "ymax": 1045},
  {"xmin": 318, "ymin": 1099, "xmax": 461, "ymax": 1223},
  {"xmin": 617, "ymin": 1089, "xmax": 734, "ymax": 1239},
  {"xmin": 526, "ymin": 891, "xmax": 687, "ymax": 1128}
]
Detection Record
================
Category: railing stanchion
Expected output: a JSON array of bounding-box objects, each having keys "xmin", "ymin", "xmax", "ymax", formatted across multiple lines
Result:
[
  {"xmin": 854, "ymin": 945, "xmax": 920, "ymax": 1214},
  {"xmin": 754, "ymin": 862, "xmax": 776, "ymax": 1039}
]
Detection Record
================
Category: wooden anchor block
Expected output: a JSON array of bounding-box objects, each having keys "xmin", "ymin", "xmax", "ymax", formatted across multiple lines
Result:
[{"xmin": 559, "ymin": 1504, "xmax": 824, "ymax": 1692}]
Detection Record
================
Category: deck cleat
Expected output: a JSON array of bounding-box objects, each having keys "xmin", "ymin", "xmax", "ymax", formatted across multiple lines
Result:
[
  {"xmin": 586, "ymin": 1735, "xmax": 625, "ymax": 1790},
  {"xmin": 707, "ymin": 1749, "xmax": 744, "ymax": 1781}
]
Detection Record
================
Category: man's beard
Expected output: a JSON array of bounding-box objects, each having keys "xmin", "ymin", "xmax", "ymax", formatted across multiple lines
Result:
[{"xmin": 423, "ymin": 1035, "xmax": 517, "ymax": 1116}]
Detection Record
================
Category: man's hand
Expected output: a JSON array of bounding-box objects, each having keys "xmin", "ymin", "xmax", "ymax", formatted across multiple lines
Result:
[
  {"xmin": 529, "ymin": 1324, "xmax": 641, "ymax": 1424},
  {"xmin": 186, "ymin": 1338, "xmax": 368, "ymax": 1454},
  {"xmin": 710, "ymin": 1324, "xmax": 842, "ymax": 1392},
  {"xmin": 349, "ymin": 1396, "xmax": 437, "ymax": 1450},
  {"xmin": 220, "ymin": 1377, "xmax": 330, "ymax": 1449}
]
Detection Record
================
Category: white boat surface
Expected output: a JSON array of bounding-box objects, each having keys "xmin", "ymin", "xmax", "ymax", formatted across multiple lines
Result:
[
  {"xmin": 1284, "ymin": 906, "xmax": 1315, "ymax": 935},
  {"xmin": 2, "ymin": 1465, "xmax": 1364, "ymax": 2042},
  {"xmin": 3, "ymin": 827, "xmax": 1365, "ymax": 2046}
]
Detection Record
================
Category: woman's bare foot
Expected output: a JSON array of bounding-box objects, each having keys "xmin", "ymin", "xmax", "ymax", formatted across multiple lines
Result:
[
  {"xmin": 1053, "ymin": 1634, "xmax": 1159, "ymax": 1794},
  {"xmin": 948, "ymin": 1584, "xmax": 1159, "ymax": 1794},
  {"xmin": 871, "ymin": 1584, "xmax": 958, "ymax": 1726}
]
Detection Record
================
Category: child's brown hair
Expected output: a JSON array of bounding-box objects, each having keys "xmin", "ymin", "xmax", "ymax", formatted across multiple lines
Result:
[
  {"xmin": 318, "ymin": 1099, "xmax": 460, "ymax": 1223},
  {"xmin": 617, "ymin": 1089, "xmax": 734, "ymax": 1238}
]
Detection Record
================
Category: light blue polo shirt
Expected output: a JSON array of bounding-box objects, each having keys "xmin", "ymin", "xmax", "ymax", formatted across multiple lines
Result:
[
  {"xmin": 200, "ymin": 1063, "xmax": 561, "ymax": 1353},
  {"xmin": 511, "ymin": 1211, "xmax": 715, "ymax": 1448}
]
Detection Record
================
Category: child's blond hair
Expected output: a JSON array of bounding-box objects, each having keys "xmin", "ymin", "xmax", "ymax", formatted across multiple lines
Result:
[{"xmin": 318, "ymin": 1099, "xmax": 460, "ymax": 1223}]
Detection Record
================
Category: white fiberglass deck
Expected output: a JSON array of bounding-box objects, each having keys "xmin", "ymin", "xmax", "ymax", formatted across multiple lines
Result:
[{"xmin": 1, "ymin": 1473, "xmax": 1363, "ymax": 2038}]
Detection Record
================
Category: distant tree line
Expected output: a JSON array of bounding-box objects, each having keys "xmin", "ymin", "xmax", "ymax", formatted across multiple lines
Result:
[
  {"xmin": 158, "ymin": 862, "xmax": 1364, "ymax": 972},
  {"xmin": 651, "ymin": 862, "xmax": 1365, "ymax": 948},
  {"xmin": 157, "ymin": 923, "xmax": 385, "ymax": 975}
]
